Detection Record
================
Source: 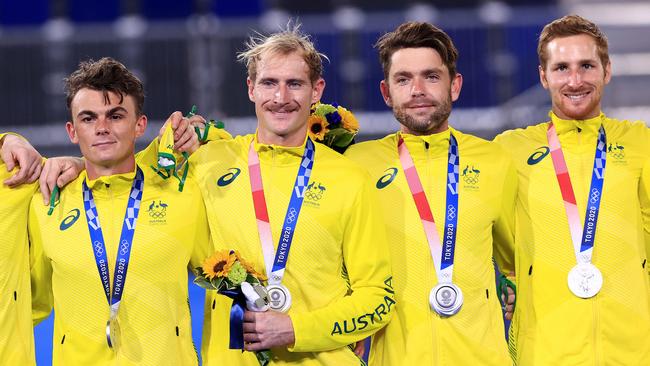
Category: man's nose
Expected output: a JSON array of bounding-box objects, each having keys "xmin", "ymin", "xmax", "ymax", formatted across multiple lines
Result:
[
  {"xmin": 411, "ymin": 77, "xmax": 426, "ymax": 97},
  {"xmin": 95, "ymin": 117, "xmax": 110, "ymax": 135},
  {"xmin": 567, "ymin": 69, "xmax": 583, "ymax": 88},
  {"xmin": 274, "ymin": 84, "xmax": 290, "ymax": 103}
]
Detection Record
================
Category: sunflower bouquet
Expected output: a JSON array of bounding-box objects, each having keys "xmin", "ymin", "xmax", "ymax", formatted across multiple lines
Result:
[
  {"xmin": 307, "ymin": 102, "xmax": 359, "ymax": 153},
  {"xmin": 194, "ymin": 250, "xmax": 271, "ymax": 365}
]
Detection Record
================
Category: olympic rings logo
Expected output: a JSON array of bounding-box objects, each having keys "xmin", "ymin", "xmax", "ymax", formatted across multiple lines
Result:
[
  {"xmin": 287, "ymin": 208, "xmax": 298, "ymax": 223},
  {"xmin": 304, "ymin": 191, "xmax": 324, "ymax": 201},
  {"xmin": 147, "ymin": 200, "xmax": 168, "ymax": 220},
  {"xmin": 305, "ymin": 182, "xmax": 326, "ymax": 201},
  {"xmin": 447, "ymin": 205, "xmax": 457, "ymax": 220},
  {"xmin": 149, "ymin": 211, "xmax": 166, "ymax": 219},
  {"xmin": 120, "ymin": 240, "xmax": 129, "ymax": 255},
  {"xmin": 94, "ymin": 241, "xmax": 104, "ymax": 256},
  {"xmin": 590, "ymin": 189, "xmax": 600, "ymax": 204}
]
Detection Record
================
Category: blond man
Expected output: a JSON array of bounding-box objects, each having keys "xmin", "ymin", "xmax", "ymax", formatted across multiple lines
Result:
[{"xmin": 186, "ymin": 26, "xmax": 394, "ymax": 365}]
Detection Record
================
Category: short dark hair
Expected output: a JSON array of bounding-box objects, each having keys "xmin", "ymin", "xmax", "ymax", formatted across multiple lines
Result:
[
  {"xmin": 65, "ymin": 57, "xmax": 145, "ymax": 116},
  {"xmin": 375, "ymin": 21, "xmax": 459, "ymax": 80},
  {"xmin": 538, "ymin": 15, "xmax": 609, "ymax": 69}
]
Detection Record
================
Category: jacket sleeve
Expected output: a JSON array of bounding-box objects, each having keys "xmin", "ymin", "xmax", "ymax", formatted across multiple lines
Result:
[
  {"xmin": 188, "ymin": 183, "xmax": 214, "ymax": 274},
  {"xmin": 289, "ymin": 175, "xmax": 394, "ymax": 352},
  {"xmin": 28, "ymin": 198, "xmax": 54, "ymax": 325},
  {"xmin": 0, "ymin": 132, "xmax": 23, "ymax": 143},
  {"xmin": 493, "ymin": 154, "xmax": 518, "ymax": 280}
]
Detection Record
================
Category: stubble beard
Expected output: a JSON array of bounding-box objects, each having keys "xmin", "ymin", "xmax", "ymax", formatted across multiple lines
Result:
[{"xmin": 393, "ymin": 93, "xmax": 452, "ymax": 135}]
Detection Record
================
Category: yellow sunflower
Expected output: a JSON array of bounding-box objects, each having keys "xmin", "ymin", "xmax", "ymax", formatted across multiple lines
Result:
[
  {"xmin": 307, "ymin": 115, "xmax": 329, "ymax": 141},
  {"xmin": 232, "ymin": 251, "xmax": 268, "ymax": 281},
  {"xmin": 202, "ymin": 250, "xmax": 235, "ymax": 279},
  {"xmin": 337, "ymin": 106, "xmax": 359, "ymax": 131}
]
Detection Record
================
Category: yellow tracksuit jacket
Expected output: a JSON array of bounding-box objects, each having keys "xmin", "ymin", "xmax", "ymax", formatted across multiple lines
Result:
[
  {"xmin": 175, "ymin": 134, "xmax": 394, "ymax": 365},
  {"xmin": 345, "ymin": 128, "xmax": 516, "ymax": 366},
  {"xmin": 29, "ymin": 166, "xmax": 212, "ymax": 365},
  {"xmin": 494, "ymin": 112, "xmax": 650, "ymax": 365},
  {"xmin": 0, "ymin": 132, "xmax": 37, "ymax": 365}
]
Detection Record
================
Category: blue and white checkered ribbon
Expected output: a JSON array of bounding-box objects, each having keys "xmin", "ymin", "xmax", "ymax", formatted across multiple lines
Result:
[{"xmin": 82, "ymin": 167, "xmax": 144, "ymax": 311}]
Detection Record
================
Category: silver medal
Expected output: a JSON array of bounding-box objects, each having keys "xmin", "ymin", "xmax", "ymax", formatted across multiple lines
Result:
[
  {"xmin": 429, "ymin": 283, "xmax": 463, "ymax": 316},
  {"xmin": 568, "ymin": 262, "xmax": 603, "ymax": 298},
  {"xmin": 266, "ymin": 284, "xmax": 292, "ymax": 313},
  {"xmin": 106, "ymin": 317, "xmax": 121, "ymax": 351}
]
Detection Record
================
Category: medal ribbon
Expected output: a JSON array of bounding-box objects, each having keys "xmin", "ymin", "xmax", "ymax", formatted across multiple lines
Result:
[
  {"xmin": 547, "ymin": 123, "xmax": 606, "ymax": 263},
  {"xmin": 248, "ymin": 138, "xmax": 315, "ymax": 285},
  {"xmin": 83, "ymin": 167, "xmax": 144, "ymax": 319},
  {"xmin": 398, "ymin": 133, "xmax": 459, "ymax": 284}
]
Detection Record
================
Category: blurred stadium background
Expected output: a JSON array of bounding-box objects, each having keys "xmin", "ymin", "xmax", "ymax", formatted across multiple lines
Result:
[{"xmin": 2, "ymin": 0, "xmax": 647, "ymax": 364}]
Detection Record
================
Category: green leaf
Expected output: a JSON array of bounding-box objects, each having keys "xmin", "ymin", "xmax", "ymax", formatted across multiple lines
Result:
[
  {"xmin": 223, "ymin": 279, "xmax": 238, "ymax": 290},
  {"xmin": 210, "ymin": 276, "xmax": 225, "ymax": 290},
  {"xmin": 255, "ymin": 350, "xmax": 272, "ymax": 366},
  {"xmin": 193, "ymin": 276, "xmax": 214, "ymax": 290},
  {"xmin": 325, "ymin": 127, "xmax": 349, "ymax": 138},
  {"xmin": 246, "ymin": 274, "xmax": 259, "ymax": 284},
  {"xmin": 332, "ymin": 132, "xmax": 355, "ymax": 147}
]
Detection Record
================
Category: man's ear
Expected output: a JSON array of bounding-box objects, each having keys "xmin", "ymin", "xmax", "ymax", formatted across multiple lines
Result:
[
  {"xmin": 311, "ymin": 78, "xmax": 325, "ymax": 104},
  {"xmin": 247, "ymin": 77, "xmax": 255, "ymax": 102},
  {"xmin": 539, "ymin": 65, "xmax": 549, "ymax": 90},
  {"xmin": 450, "ymin": 73, "xmax": 463, "ymax": 102},
  {"xmin": 380, "ymin": 80, "xmax": 392, "ymax": 108},
  {"xmin": 65, "ymin": 121, "xmax": 79, "ymax": 144},
  {"xmin": 134, "ymin": 115, "xmax": 147, "ymax": 138},
  {"xmin": 604, "ymin": 61, "xmax": 612, "ymax": 85}
]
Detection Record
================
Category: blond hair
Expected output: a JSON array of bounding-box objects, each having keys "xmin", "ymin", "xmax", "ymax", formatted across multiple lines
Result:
[{"xmin": 237, "ymin": 22, "xmax": 328, "ymax": 83}]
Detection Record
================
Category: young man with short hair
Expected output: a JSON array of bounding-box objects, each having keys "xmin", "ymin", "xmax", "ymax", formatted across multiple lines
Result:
[
  {"xmin": 494, "ymin": 15, "xmax": 650, "ymax": 365},
  {"xmin": 29, "ymin": 57, "xmax": 212, "ymax": 365}
]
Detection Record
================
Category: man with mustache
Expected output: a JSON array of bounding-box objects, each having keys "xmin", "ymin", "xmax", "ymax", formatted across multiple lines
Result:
[
  {"xmin": 188, "ymin": 25, "xmax": 393, "ymax": 366},
  {"xmin": 0, "ymin": 133, "xmax": 42, "ymax": 365},
  {"xmin": 494, "ymin": 15, "xmax": 650, "ymax": 365},
  {"xmin": 345, "ymin": 21, "xmax": 516, "ymax": 365}
]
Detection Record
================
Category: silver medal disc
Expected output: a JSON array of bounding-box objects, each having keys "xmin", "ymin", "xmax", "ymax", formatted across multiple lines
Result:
[
  {"xmin": 429, "ymin": 283, "xmax": 463, "ymax": 316},
  {"xmin": 568, "ymin": 262, "xmax": 603, "ymax": 298},
  {"xmin": 267, "ymin": 284, "xmax": 292, "ymax": 313},
  {"xmin": 106, "ymin": 317, "xmax": 121, "ymax": 351}
]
